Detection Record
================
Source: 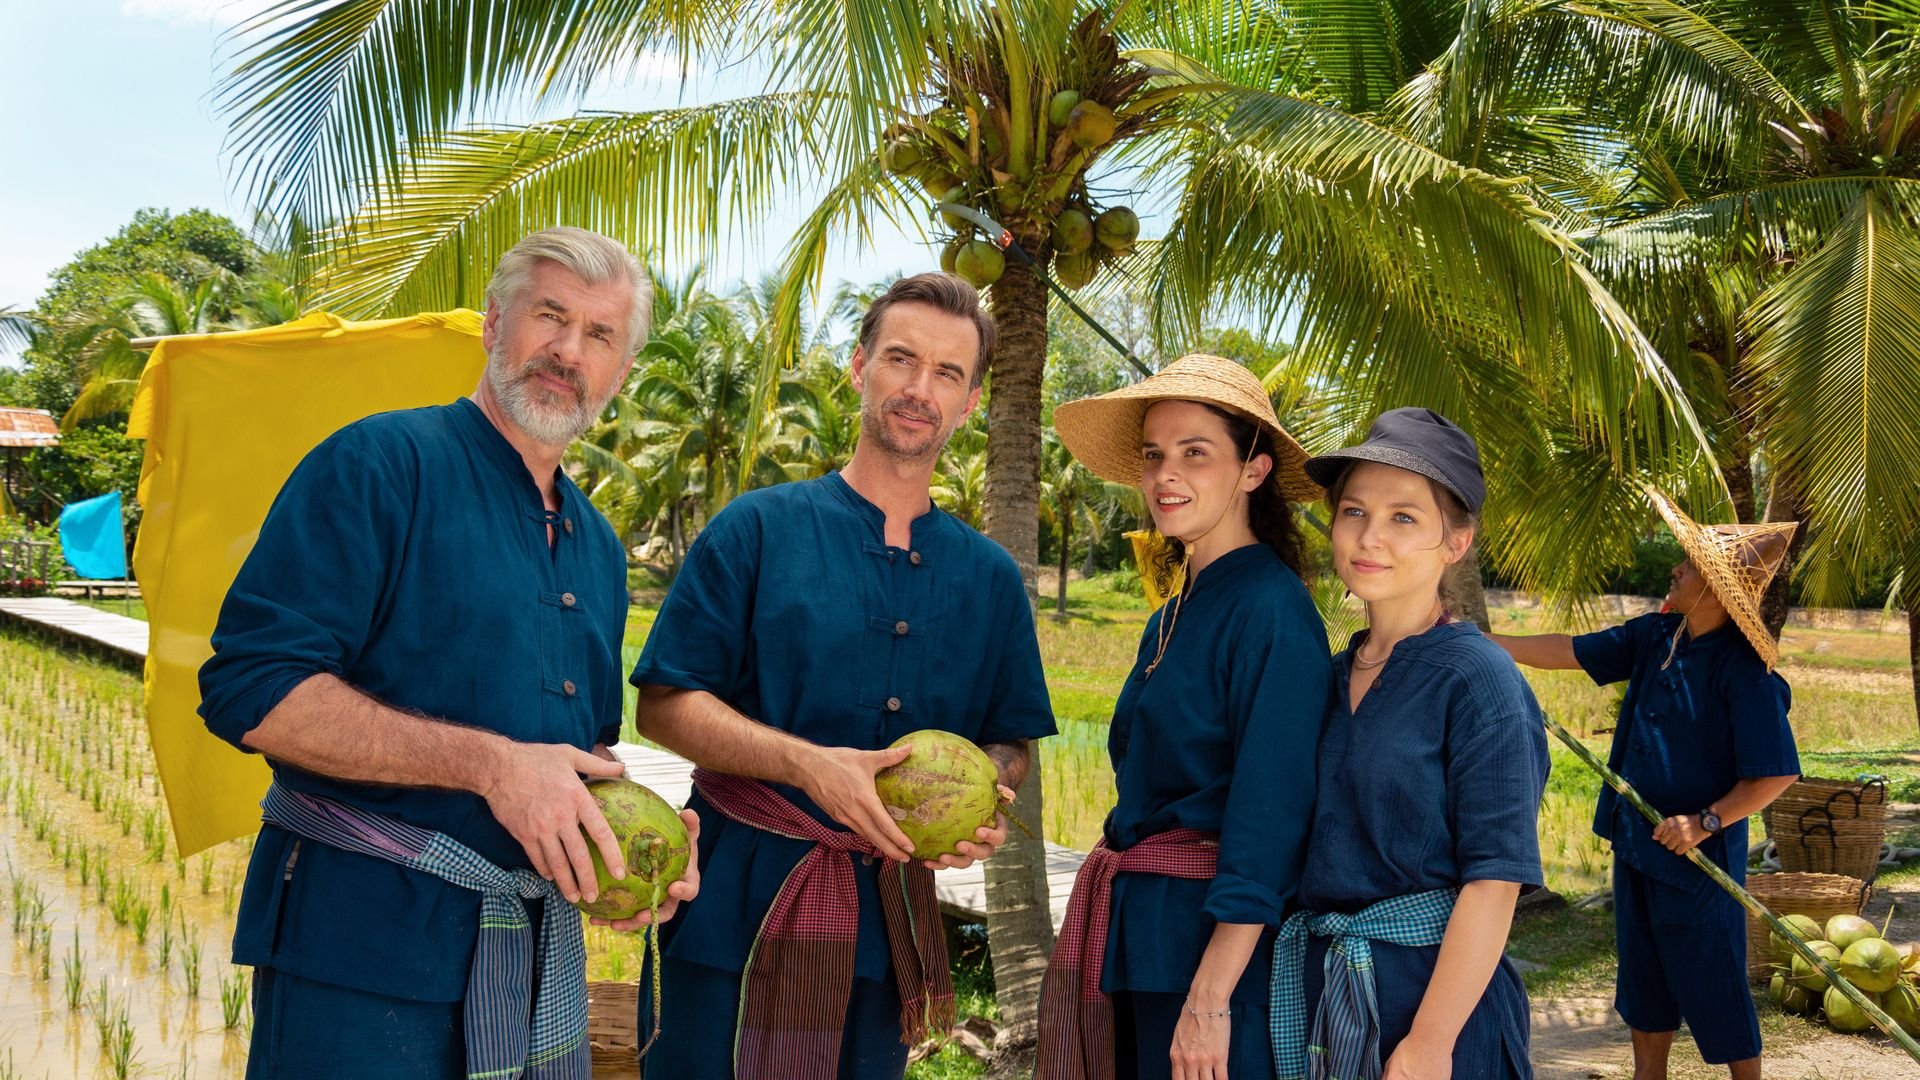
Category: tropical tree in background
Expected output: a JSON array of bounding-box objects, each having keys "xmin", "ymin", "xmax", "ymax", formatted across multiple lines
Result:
[{"xmin": 215, "ymin": 0, "xmax": 1724, "ymax": 1060}]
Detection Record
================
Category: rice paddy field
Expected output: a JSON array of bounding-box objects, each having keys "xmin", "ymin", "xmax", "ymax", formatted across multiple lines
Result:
[{"xmin": 2, "ymin": 579, "xmax": 1915, "ymax": 1077}]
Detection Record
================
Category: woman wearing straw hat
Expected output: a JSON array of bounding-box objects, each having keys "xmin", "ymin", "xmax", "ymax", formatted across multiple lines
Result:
[
  {"xmin": 1036, "ymin": 354, "xmax": 1334, "ymax": 1080},
  {"xmin": 1271, "ymin": 408, "xmax": 1549, "ymax": 1080},
  {"xmin": 1491, "ymin": 491, "xmax": 1801, "ymax": 1080}
]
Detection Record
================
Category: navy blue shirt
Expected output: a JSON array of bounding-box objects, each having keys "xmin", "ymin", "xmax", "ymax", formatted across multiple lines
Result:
[
  {"xmin": 1300, "ymin": 622, "xmax": 1549, "ymax": 914},
  {"xmin": 1572, "ymin": 612, "xmax": 1799, "ymax": 890},
  {"xmin": 629, "ymin": 473, "xmax": 1057, "ymax": 980},
  {"xmin": 198, "ymin": 398, "xmax": 630, "ymax": 1001},
  {"xmin": 1102, "ymin": 544, "xmax": 1331, "ymax": 994}
]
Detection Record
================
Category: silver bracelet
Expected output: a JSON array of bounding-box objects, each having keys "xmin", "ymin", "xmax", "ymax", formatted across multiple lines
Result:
[{"xmin": 1185, "ymin": 1003, "xmax": 1231, "ymax": 1019}]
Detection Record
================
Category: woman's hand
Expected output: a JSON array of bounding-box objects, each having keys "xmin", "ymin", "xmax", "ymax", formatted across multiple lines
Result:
[
  {"xmin": 1170, "ymin": 1000, "xmax": 1231, "ymax": 1080},
  {"xmin": 1381, "ymin": 1030, "xmax": 1453, "ymax": 1080}
]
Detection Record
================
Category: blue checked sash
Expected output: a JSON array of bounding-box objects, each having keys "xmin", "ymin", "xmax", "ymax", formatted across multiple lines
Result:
[
  {"xmin": 260, "ymin": 783, "xmax": 590, "ymax": 1080},
  {"xmin": 1270, "ymin": 888, "xmax": 1458, "ymax": 1080}
]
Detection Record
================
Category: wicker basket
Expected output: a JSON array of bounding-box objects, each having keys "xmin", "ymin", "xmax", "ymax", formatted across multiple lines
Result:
[
  {"xmin": 1768, "ymin": 776, "xmax": 1889, "ymax": 882},
  {"xmin": 1742, "ymin": 872, "xmax": 1872, "ymax": 982},
  {"xmin": 588, "ymin": 980, "xmax": 640, "ymax": 1074}
]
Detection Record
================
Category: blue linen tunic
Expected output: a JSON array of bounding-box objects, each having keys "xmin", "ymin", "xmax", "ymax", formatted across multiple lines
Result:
[
  {"xmin": 1296, "ymin": 622, "xmax": 1550, "ymax": 1077},
  {"xmin": 1101, "ymin": 543, "xmax": 1332, "ymax": 996},
  {"xmin": 628, "ymin": 472, "xmax": 1058, "ymax": 981},
  {"xmin": 198, "ymin": 398, "xmax": 630, "ymax": 1002},
  {"xmin": 1571, "ymin": 612, "xmax": 1800, "ymax": 891}
]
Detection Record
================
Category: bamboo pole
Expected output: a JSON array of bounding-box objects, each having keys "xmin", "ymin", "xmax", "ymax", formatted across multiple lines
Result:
[{"xmin": 1543, "ymin": 713, "xmax": 1920, "ymax": 1061}]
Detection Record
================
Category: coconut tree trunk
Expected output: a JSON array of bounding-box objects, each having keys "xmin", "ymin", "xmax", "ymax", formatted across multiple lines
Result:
[
  {"xmin": 1443, "ymin": 545, "xmax": 1492, "ymax": 631},
  {"xmin": 1054, "ymin": 508, "xmax": 1071, "ymax": 622},
  {"xmin": 1909, "ymin": 596, "xmax": 1919, "ymax": 734},
  {"xmin": 1759, "ymin": 467, "xmax": 1810, "ymax": 639},
  {"xmin": 980, "ymin": 254, "xmax": 1056, "ymax": 1077},
  {"xmin": 1082, "ymin": 514, "xmax": 1099, "ymax": 578}
]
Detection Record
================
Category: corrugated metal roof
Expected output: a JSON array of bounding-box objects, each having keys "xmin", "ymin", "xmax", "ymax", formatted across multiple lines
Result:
[{"xmin": 0, "ymin": 407, "xmax": 60, "ymax": 449}]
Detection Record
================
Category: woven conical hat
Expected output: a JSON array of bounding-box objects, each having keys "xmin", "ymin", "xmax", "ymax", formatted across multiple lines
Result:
[
  {"xmin": 1053, "ymin": 353, "xmax": 1318, "ymax": 501},
  {"xmin": 1645, "ymin": 488, "xmax": 1798, "ymax": 670}
]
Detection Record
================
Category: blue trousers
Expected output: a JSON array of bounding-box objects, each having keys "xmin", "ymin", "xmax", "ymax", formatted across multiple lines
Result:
[
  {"xmin": 638, "ymin": 955, "xmax": 912, "ymax": 1079},
  {"xmin": 247, "ymin": 966, "xmax": 463, "ymax": 1079},
  {"xmin": 1108, "ymin": 989, "xmax": 1272, "ymax": 1080},
  {"xmin": 1613, "ymin": 860, "xmax": 1761, "ymax": 1064}
]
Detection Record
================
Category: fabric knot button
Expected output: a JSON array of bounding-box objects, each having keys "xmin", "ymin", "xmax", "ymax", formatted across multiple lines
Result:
[
  {"xmin": 894, "ymin": 620, "xmax": 909, "ymax": 636},
  {"xmin": 563, "ymin": 518, "xmax": 574, "ymax": 534},
  {"xmin": 886, "ymin": 696, "xmax": 902, "ymax": 712},
  {"xmin": 909, "ymin": 551, "xmax": 922, "ymax": 565},
  {"xmin": 562, "ymin": 679, "xmax": 577, "ymax": 697},
  {"xmin": 861, "ymin": 854, "xmax": 876, "ymax": 867},
  {"xmin": 561, "ymin": 592, "xmax": 576, "ymax": 608}
]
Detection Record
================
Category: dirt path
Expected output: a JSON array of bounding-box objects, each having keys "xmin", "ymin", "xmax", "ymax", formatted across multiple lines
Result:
[{"xmin": 1529, "ymin": 876, "xmax": 1920, "ymax": 1078}]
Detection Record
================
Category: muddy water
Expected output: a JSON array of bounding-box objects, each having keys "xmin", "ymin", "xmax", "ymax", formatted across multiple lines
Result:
[{"xmin": 1, "ymin": 822, "xmax": 253, "ymax": 1078}]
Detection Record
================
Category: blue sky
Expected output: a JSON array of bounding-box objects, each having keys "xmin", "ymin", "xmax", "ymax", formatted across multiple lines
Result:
[{"xmin": 1, "ymin": 0, "xmax": 934, "ymax": 363}]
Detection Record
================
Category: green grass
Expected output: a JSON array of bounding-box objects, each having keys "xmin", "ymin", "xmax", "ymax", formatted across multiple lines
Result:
[{"xmin": 70, "ymin": 596, "xmax": 147, "ymax": 621}]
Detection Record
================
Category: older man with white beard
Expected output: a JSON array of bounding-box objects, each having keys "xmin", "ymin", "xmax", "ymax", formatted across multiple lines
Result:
[{"xmin": 198, "ymin": 227, "xmax": 698, "ymax": 1080}]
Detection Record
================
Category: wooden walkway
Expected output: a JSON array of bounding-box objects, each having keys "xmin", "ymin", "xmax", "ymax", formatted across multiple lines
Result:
[
  {"xmin": 0, "ymin": 595, "xmax": 149, "ymax": 659},
  {"xmin": 3, "ymin": 596, "xmax": 1086, "ymax": 928}
]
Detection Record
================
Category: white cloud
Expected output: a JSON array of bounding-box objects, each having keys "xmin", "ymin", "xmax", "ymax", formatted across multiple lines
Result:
[{"xmin": 120, "ymin": 0, "xmax": 270, "ymax": 27}]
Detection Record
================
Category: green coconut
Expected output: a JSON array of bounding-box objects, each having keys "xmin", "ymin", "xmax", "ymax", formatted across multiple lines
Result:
[
  {"xmin": 572, "ymin": 778, "xmax": 692, "ymax": 921},
  {"xmin": 923, "ymin": 168, "xmax": 961, "ymax": 198},
  {"xmin": 1052, "ymin": 209, "xmax": 1094, "ymax": 256},
  {"xmin": 1064, "ymin": 100, "xmax": 1117, "ymax": 149},
  {"xmin": 939, "ymin": 185, "xmax": 974, "ymax": 230},
  {"xmin": 1884, "ymin": 982, "xmax": 1920, "ymax": 1035},
  {"xmin": 940, "ymin": 238, "xmax": 967, "ymax": 275},
  {"xmin": 1048, "ymin": 89, "xmax": 1083, "ymax": 128},
  {"xmin": 885, "ymin": 137, "xmax": 927, "ymax": 177},
  {"xmin": 1772, "ymin": 913, "xmax": 1826, "ymax": 962},
  {"xmin": 1770, "ymin": 971, "xmax": 1813, "ymax": 1014},
  {"xmin": 1791, "ymin": 940, "xmax": 1844, "ymax": 992},
  {"xmin": 954, "ymin": 240, "xmax": 1006, "ymax": 289},
  {"xmin": 1823, "ymin": 985, "xmax": 1880, "ymax": 1033},
  {"xmin": 1094, "ymin": 207, "xmax": 1140, "ymax": 253},
  {"xmin": 1826, "ymin": 914, "xmax": 1878, "ymax": 950},
  {"xmin": 874, "ymin": 729, "xmax": 1001, "ymax": 861},
  {"xmin": 1839, "ymin": 937, "xmax": 1903, "ymax": 994},
  {"xmin": 1053, "ymin": 250, "xmax": 1095, "ymax": 290}
]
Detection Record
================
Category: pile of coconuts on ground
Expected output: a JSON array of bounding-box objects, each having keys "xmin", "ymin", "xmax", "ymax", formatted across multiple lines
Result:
[
  {"xmin": 1766, "ymin": 913, "xmax": 1920, "ymax": 1035},
  {"xmin": 876, "ymin": 11, "xmax": 1165, "ymax": 291}
]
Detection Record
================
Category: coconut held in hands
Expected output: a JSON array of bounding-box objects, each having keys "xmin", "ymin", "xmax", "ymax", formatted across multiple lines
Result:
[
  {"xmin": 573, "ymin": 778, "xmax": 692, "ymax": 921},
  {"xmin": 874, "ymin": 730, "xmax": 1002, "ymax": 861}
]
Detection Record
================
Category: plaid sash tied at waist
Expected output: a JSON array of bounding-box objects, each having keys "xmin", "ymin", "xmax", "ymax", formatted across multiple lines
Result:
[
  {"xmin": 259, "ymin": 782, "xmax": 589, "ymax": 1080},
  {"xmin": 689, "ymin": 768, "xmax": 954, "ymax": 1080},
  {"xmin": 1270, "ymin": 887, "xmax": 1459, "ymax": 1080},
  {"xmin": 1035, "ymin": 828, "xmax": 1220, "ymax": 1080}
]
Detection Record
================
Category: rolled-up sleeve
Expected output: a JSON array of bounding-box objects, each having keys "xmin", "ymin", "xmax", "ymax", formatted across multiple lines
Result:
[
  {"xmin": 197, "ymin": 437, "xmax": 408, "ymax": 750},
  {"xmin": 1726, "ymin": 665, "xmax": 1800, "ymax": 779},
  {"xmin": 1203, "ymin": 601, "xmax": 1330, "ymax": 926},
  {"xmin": 1447, "ymin": 668, "xmax": 1550, "ymax": 888},
  {"xmin": 1572, "ymin": 613, "xmax": 1655, "ymax": 687}
]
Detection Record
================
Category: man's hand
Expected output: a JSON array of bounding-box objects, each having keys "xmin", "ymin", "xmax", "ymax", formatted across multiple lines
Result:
[
  {"xmin": 1653, "ymin": 814, "xmax": 1710, "ymax": 855},
  {"xmin": 481, "ymin": 740, "xmax": 628, "ymax": 903},
  {"xmin": 801, "ymin": 744, "xmax": 917, "ymax": 862},
  {"xmin": 592, "ymin": 809, "xmax": 702, "ymax": 932},
  {"xmin": 925, "ymin": 785, "xmax": 1016, "ymax": 870}
]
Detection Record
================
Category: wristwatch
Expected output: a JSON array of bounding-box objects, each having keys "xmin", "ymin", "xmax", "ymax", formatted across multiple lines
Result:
[{"xmin": 1698, "ymin": 808, "xmax": 1723, "ymax": 835}]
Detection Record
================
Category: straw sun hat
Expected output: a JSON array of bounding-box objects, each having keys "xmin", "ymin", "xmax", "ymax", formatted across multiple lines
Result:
[
  {"xmin": 1645, "ymin": 488, "xmax": 1798, "ymax": 670},
  {"xmin": 1053, "ymin": 354, "xmax": 1318, "ymax": 502}
]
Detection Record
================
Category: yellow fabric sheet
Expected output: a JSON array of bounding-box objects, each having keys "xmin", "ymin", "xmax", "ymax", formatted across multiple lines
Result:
[
  {"xmin": 128, "ymin": 310, "xmax": 485, "ymax": 855},
  {"xmin": 1126, "ymin": 529, "xmax": 1181, "ymax": 612}
]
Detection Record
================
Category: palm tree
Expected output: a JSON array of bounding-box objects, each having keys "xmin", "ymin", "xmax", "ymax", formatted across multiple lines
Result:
[
  {"xmin": 214, "ymin": 1, "xmax": 1716, "ymax": 1060},
  {"xmin": 60, "ymin": 272, "xmax": 237, "ymax": 429}
]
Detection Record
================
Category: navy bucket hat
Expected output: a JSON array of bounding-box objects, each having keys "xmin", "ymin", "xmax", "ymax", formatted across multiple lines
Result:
[{"xmin": 1303, "ymin": 407, "xmax": 1485, "ymax": 514}]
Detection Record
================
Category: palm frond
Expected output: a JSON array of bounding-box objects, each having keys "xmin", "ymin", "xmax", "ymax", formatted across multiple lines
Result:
[
  {"xmin": 1747, "ymin": 191, "xmax": 1920, "ymax": 578},
  {"xmin": 305, "ymin": 95, "xmax": 822, "ymax": 318}
]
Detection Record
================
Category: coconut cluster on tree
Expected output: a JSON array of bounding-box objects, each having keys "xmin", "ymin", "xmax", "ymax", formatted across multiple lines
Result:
[
  {"xmin": 1765, "ymin": 912, "xmax": 1920, "ymax": 1035},
  {"xmin": 880, "ymin": 11, "xmax": 1164, "ymax": 292}
]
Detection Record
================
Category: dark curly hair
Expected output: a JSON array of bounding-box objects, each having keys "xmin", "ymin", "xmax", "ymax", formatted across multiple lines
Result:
[{"xmin": 1148, "ymin": 403, "xmax": 1307, "ymax": 595}]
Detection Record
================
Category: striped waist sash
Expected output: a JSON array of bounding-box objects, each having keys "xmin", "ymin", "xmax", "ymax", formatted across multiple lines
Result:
[
  {"xmin": 259, "ymin": 783, "xmax": 589, "ymax": 1080},
  {"xmin": 1035, "ymin": 829, "xmax": 1220, "ymax": 1080},
  {"xmin": 1270, "ymin": 887, "xmax": 1459, "ymax": 1080}
]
